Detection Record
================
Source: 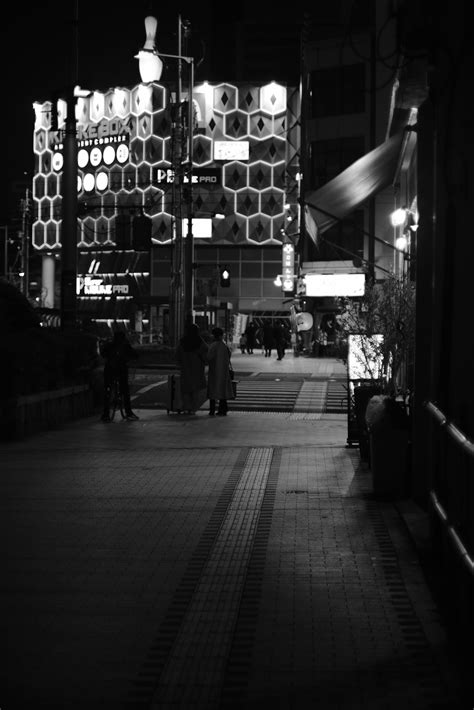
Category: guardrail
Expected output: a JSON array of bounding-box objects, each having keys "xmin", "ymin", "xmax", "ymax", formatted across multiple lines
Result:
[{"xmin": 424, "ymin": 399, "xmax": 474, "ymax": 577}]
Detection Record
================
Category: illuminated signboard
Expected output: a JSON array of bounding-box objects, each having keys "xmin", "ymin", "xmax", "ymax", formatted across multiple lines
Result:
[
  {"xmin": 76, "ymin": 276, "xmax": 129, "ymax": 296},
  {"xmin": 156, "ymin": 168, "xmax": 221, "ymax": 185},
  {"xmin": 304, "ymin": 273, "xmax": 365, "ymax": 297},
  {"xmin": 281, "ymin": 242, "xmax": 295, "ymax": 292},
  {"xmin": 213, "ymin": 141, "xmax": 250, "ymax": 161},
  {"xmin": 182, "ymin": 218, "xmax": 212, "ymax": 239},
  {"xmin": 33, "ymin": 82, "xmax": 289, "ymax": 250},
  {"xmin": 348, "ymin": 334, "xmax": 384, "ymax": 380}
]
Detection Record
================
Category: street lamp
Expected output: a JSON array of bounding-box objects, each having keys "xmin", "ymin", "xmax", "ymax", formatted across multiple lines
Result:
[{"xmin": 136, "ymin": 15, "xmax": 195, "ymax": 344}]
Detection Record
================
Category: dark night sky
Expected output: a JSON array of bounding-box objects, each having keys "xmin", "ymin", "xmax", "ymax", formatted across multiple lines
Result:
[
  {"xmin": 0, "ymin": 1, "xmax": 216, "ymax": 224},
  {"xmin": 0, "ymin": 0, "xmax": 338, "ymax": 225}
]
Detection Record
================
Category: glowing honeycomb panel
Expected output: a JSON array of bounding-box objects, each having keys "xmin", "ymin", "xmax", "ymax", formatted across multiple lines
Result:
[{"xmin": 32, "ymin": 80, "xmax": 296, "ymax": 250}]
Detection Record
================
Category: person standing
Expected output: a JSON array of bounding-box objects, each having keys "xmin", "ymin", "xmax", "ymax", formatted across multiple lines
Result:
[
  {"xmin": 244, "ymin": 321, "xmax": 257, "ymax": 354},
  {"xmin": 175, "ymin": 323, "xmax": 209, "ymax": 414},
  {"xmin": 262, "ymin": 320, "xmax": 275, "ymax": 358},
  {"xmin": 273, "ymin": 320, "xmax": 286, "ymax": 360},
  {"xmin": 207, "ymin": 327, "xmax": 235, "ymax": 416},
  {"xmin": 101, "ymin": 330, "xmax": 139, "ymax": 422}
]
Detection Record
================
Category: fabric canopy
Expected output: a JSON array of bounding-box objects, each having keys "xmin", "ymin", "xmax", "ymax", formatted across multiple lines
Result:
[{"xmin": 304, "ymin": 131, "xmax": 405, "ymax": 243}]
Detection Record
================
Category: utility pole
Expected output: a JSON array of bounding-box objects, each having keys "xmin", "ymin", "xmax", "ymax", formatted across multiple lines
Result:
[
  {"xmin": 169, "ymin": 58, "xmax": 184, "ymax": 347},
  {"xmin": 182, "ymin": 18, "xmax": 194, "ymax": 327},
  {"xmin": 20, "ymin": 188, "xmax": 32, "ymax": 297},
  {"xmin": 60, "ymin": 5, "xmax": 79, "ymax": 331},
  {"xmin": 168, "ymin": 15, "xmax": 195, "ymax": 345}
]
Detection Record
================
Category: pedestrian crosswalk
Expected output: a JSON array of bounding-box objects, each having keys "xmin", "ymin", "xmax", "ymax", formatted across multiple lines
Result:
[
  {"xmin": 137, "ymin": 373, "xmax": 349, "ymax": 414},
  {"xmin": 228, "ymin": 380, "xmax": 301, "ymax": 412},
  {"xmin": 227, "ymin": 377, "xmax": 348, "ymax": 413},
  {"xmin": 325, "ymin": 378, "xmax": 349, "ymax": 413}
]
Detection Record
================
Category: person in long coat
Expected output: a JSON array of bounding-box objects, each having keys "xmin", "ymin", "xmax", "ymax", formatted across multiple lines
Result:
[
  {"xmin": 175, "ymin": 323, "xmax": 209, "ymax": 413},
  {"xmin": 207, "ymin": 327, "xmax": 235, "ymax": 416},
  {"xmin": 244, "ymin": 321, "xmax": 257, "ymax": 354},
  {"xmin": 262, "ymin": 320, "xmax": 275, "ymax": 358}
]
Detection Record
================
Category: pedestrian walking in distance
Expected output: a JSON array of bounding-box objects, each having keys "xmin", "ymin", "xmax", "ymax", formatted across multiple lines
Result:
[
  {"xmin": 207, "ymin": 327, "xmax": 235, "ymax": 416},
  {"xmin": 244, "ymin": 321, "xmax": 257, "ymax": 354},
  {"xmin": 175, "ymin": 323, "xmax": 209, "ymax": 414},
  {"xmin": 263, "ymin": 320, "xmax": 275, "ymax": 358},
  {"xmin": 273, "ymin": 320, "xmax": 286, "ymax": 360}
]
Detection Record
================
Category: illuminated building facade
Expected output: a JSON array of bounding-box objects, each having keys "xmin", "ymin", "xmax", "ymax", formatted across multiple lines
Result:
[{"xmin": 32, "ymin": 80, "xmax": 300, "ymax": 336}]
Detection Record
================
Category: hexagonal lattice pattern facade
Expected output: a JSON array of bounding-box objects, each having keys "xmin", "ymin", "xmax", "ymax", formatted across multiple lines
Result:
[{"xmin": 32, "ymin": 81, "xmax": 299, "ymax": 251}]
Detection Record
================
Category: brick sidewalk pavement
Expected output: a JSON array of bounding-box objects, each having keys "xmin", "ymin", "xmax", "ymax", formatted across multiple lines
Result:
[{"xmin": 1, "ymin": 357, "xmax": 470, "ymax": 709}]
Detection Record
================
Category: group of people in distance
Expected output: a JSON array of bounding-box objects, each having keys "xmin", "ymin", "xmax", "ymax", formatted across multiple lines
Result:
[
  {"xmin": 100, "ymin": 318, "xmax": 290, "ymax": 422},
  {"xmin": 100, "ymin": 324, "xmax": 235, "ymax": 421},
  {"xmin": 239, "ymin": 319, "xmax": 289, "ymax": 360},
  {"xmin": 175, "ymin": 324, "xmax": 235, "ymax": 416}
]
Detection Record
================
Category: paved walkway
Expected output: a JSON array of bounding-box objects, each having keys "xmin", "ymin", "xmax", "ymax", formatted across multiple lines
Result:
[{"xmin": 1, "ymin": 354, "xmax": 470, "ymax": 709}]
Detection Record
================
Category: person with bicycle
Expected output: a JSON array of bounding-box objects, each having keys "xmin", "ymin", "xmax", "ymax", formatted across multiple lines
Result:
[{"xmin": 101, "ymin": 330, "xmax": 139, "ymax": 422}]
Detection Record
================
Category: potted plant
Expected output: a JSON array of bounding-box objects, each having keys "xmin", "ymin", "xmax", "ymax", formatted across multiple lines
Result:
[{"xmin": 336, "ymin": 273, "xmax": 416, "ymax": 496}]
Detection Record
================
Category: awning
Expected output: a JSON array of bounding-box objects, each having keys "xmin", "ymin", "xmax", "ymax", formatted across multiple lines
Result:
[{"xmin": 304, "ymin": 131, "xmax": 405, "ymax": 243}]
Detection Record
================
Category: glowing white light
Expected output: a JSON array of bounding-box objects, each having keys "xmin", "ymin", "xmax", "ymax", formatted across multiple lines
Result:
[
  {"xmin": 77, "ymin": 175, "xmax": 82, "ymax": 192},
  {"xmin": 83, "ymin": 173, "xmax": 95, "ymax": 192},
  {"xmin": 96, "ymin": 172, "xmax": 109, "ymax": 191},
  {"xmin": 116, "ymin": 144, "xmax": 129, "ymax": 164},
  {"xmin": 52, "ymin": 152, "xmax": 64, "ymax": 171},
  {"xmin": 90, "ymin": 147, "xmax": 102, "ymax": 167},
  {"xmin": 103, "ymin": 145, "xmax": 115, "ymax": 165},
  {"xmin": 304, "ymin": 273, "xmax": 365, "ymax": 297},
  {"xmin": 78, "ymin": 149, "xmax": 89, "ymax": 168},
  {"xmin": 390, "ymin": 207, "xmax": 407, "ymax": 227},
  {"xmin": 395, "ymin": 234, "xmax": 408, "ymax": 251}
]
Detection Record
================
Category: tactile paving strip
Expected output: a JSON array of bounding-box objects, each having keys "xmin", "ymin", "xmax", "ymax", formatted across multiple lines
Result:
[
  {"xmin": 219, "ymin": 447, "xmax": 281, "ymax": 707},
  {"xmin": 125, "ymin": 447, "xmax": 274, "ymax": 708}
]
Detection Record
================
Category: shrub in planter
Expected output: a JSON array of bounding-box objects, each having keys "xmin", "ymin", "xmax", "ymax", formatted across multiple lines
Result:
[{"xmin": 354, "ymin": 383, "xmax": 383, "ymax": 462}]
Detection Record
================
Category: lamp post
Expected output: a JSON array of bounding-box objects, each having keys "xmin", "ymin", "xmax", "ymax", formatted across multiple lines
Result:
[{"xmin": 136, "ymin": 15, "xmax": 195, "ymax": 345}]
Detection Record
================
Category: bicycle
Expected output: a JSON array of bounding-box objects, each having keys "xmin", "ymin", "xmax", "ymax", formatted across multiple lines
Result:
[{"xmin": 103, "ymin": 375, "xmax": 127, "ymax": 421}]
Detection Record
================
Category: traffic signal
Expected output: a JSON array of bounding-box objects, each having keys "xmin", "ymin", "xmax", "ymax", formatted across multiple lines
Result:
[{"xmin": 220, "ymin": 266, "xmax": 230, "ymax": 288}]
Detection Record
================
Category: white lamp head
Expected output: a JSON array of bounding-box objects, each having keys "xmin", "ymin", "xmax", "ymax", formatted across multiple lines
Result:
[
  {"xmin": 390, "ymin": 207, "xmax": 408, "ymax": 227},
  {"xmin": 135, "ymin": 15, "xmax": 163, "ymax": 83}
]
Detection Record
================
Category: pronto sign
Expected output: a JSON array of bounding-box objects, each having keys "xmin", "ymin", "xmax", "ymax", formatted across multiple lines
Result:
[{"xmin": 156, "ymin": 168, "xmax": 221, "ymax": 185}]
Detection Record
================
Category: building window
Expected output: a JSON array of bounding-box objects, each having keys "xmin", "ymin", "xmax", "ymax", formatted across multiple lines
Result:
[
  {"xmin": 310, "ymin": 136, "xmax": 365, "ymax": 188},
  {"xmin": 310, "ymin": 210, "xmax": 364, "ymax": 262},
  {"xmin": 310, "ymin": 64, "xmax": 365, "ymax": 117}
]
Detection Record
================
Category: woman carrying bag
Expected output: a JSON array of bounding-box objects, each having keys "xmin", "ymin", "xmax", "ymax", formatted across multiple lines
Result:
[{"xmin": 207, "ymin": 327, "xmax": 235, "ymax": 416}]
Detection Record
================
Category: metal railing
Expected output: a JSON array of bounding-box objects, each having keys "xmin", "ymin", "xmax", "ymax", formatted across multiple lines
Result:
[{"xmin": 424, "ymin": 399, "xmax": 474, "ymax": 577}]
